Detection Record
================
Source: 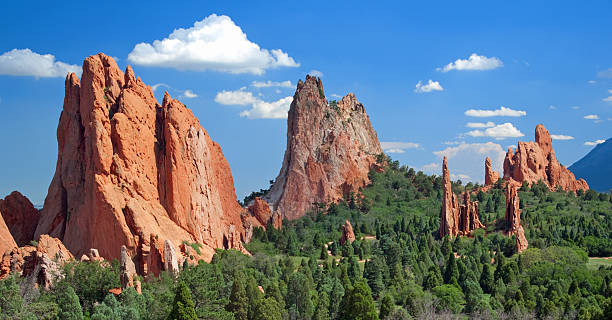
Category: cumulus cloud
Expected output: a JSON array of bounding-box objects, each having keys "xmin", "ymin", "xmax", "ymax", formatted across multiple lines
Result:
[
  {"xmin": 588, "ymin": 80, "xmax": 596, "ymax": 84},
  {"xmin": 381, "ymin": 142, "xmax": 420, "ymax": 154},
  {"xmin": 414, "ymin": 80, "xmax": 443, "ymax": 93},
  {"xmin": 466, "ymin": 122, "xmax": 524, "ymax": 140},
  {"xmin": 0, "ymin": 48, "xmax": 80, "ymax": 78},
  {"xmin": 549, "ymin": 105, "xmax": 556, "ymax": 110},
  {"xmin": 127, "ymin": 14, "xmax": 299, "ymax": 74},
  {"xmin": 584, "ymin": 114, "xmax": 600, "ymax": 120},
  {"xmin": 439, "ymin": 53, "xmax": 503, "ymax": 72},
  {"xmin": 603, "ymin": 89, "xmax": 612, "ymax": 103},
  {"xmin": 572, "ymin": 106, "xmax": 580, "ymax": 110},
  {"xmin": 151, "ymin": 83, "xmax": 198, "ymax": 98},
  {"xmin": 420, "ymin": 162, "xmax": 439, "ymax": 173},
  {"xmin": 182, "ymin": 90, "xmax": 198, "ymax": 98},
  {"xmin": 466, "ymin": 121, "xmax": 495, "ymax": 128},
  {"xmin": 597, "ymin": 68, "xmax": 612, "ymax": 78},
  {"xmin": 308, "ymin": 70, "xmax": 323, "ymax": 78},
  {"xmin": 215, "ymin": 88, "xmax": 292, "ymax": 119},
  {"xmin": 584, "ymin": 139, "xmax": 605, "ymax": 146},
  {"xmin": 550, "ymin": 134, "xmax": 574, "ymax": 140},
  {"xmin": 251, "ymin": 80, "xmax": 293, "ymax": 88},
  {"xmin": 465, "ymin": 106, "xmax": 526, "ymax": 117},
  {"xmin": 432, "ymin": 142, "xmax": 506, "ymax": 183}
]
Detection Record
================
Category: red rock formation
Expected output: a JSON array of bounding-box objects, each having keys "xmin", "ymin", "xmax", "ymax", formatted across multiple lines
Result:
[
  {"xmin": 0, "ymin": 213, "xmax": 16, "ymax": 256},
  {"xmin": 264, "ymin": 76, "xmax": 382, "ymax": 220},
  {"xmin": 248, "ymin": 197, "xmax": 273, "ymax": 226},
  {"xmin": 339, "ymin": 220, "xmax": 356, "ymax": 245},
  {"xmin": 440, "ymin": 157, "xmax": 485, "ymax": 238},
  {"xmin": 0, "ymin": 234, "xmax": 73, "ymax": 289},
  {"xmin": 439, "ymin": 157, "xmax": 459, "ymax": 238},
  {"xmin": 484, "ymin": 157, "xmax": 500, "ymax": 186},
  {"xmin": 505, "ymin": 185, "xmax": 528, "ymax": 253},
  {"xmin": 34, "ymin": 53, "xmax": 249, "ymax": 266},
  {"xmin": 503, "ymin": 124, "xmax": 588, "ymax": 193},
  {"xmin": 0, "ymin": 191, "xmax": 40, "ymax": 247}
]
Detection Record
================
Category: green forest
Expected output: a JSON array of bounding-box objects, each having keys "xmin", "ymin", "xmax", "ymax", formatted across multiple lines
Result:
[{"xmin": 1, "ymin": 156, "xmax": 611, "ymax": 320}]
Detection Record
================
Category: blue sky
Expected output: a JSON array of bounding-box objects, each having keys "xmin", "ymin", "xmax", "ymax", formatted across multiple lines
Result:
[{"xmin": 1, "ymin": 1, "xmax": 611, "ymax": 205}]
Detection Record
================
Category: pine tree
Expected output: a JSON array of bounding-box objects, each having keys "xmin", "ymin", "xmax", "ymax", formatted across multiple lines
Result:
[
  {"xmin": 444, "ymin": 253, "xmax": 459, "ymax": 285},
  {"xmin": 56, "ymin": 284, "xmax": 84, "ymax": 320},
  {"xmin": 479, "ymin": 263, "xmax": 494, "ymax": 294},
  {"xmin": 314, "ymin": 291, "xmax": 331, "ymax": 320},
  {"xmin": 339, "ymin": 281, "xmax": 379, "ymax": 320},
  {"xmin": 168, "ymin": 281, "xmax": 197, "ymax": 320},
  {"xmin": 379, "ymin": 294, "xmax": 394, "ymax": 320},
  {"xmin": 226, "ymin": 275, "xmax": 248, "ymax": 320}
]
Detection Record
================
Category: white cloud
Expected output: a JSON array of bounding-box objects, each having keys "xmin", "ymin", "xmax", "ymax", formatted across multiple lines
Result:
[
  {"xmin": 215, "ymin": 88, "xmax": 259, "ymax": 106},
  {"xmin": 466, "ymin": 121, "xmax": 495, "ymax": 128},
  {"xmin": 549, "ymin": 105, "xmax": 556, "ymax": 110},
  {"xmin": 420, "ymin": 162, "xmax": 439, "ymax": 174},
  {"xmin": 433, "ymin": 142, "xmax": 506, "ymax": 183},
  {"xmin": 330, "ymin": 94, "xmax": 342, "ymax": 99},
  {"xmin": 0, "ymin": 48, "xmax": 80, "ymax": 78},
  {"xmin": 572, "ymin": 106, "xmax": 580, "ymax": 110},
  {"xmin": 439, "ymin": 53, "xmax": 503, "ymax": 72},
  {"xmin": 588, "ymin": 80, "xmax": 596, "ymax": 84},
  {"xmin": 308, "ymin": 70, "xmax": 324, "ymax": 78},
  {"xmin": 215, "ymin": 88, "xmax": 292, "ymax": 119},
  {"xmin": 381, "ymin": 142, "xmax": 420, "ymax": 154},
  {"xmin": 414, "ymin": 80, "xmax": 443, "ymax": 93},
  {"xmin": 597, "ymin": 68, "xmax": 612, "ymax": 78},
  {"xmin": 239, "ymin": 96, "xmax": 293, "ymax": 119},
  {"xmin": 467, "ymin": 122, "xmax": 524, "ymax": 140},
  {"xmin": 603, "ymin": 89, "xmax": 612, "ymax": 103},
  {"xmin": 127, "ymin": 14, "xmax": 299, "ymax": 74},
  {"xmin": 465, "ymin": 106, "xmax": 526, "ymax": 117},
  {"xmin": 151, "ymin": 83, "xmax": 169, "ymax": 91},
  {"xmin": 584, "ymin": 139, "xmax": 605, "ymax": 146},
  {"xmin": 550, "ymin": 134, "xmax": 574, "ymax": 140},
  {"xmin": 251, "ymin": 80, "xmax": 293, "ymax": 88},
  {"xmin": 451, "ymin": 174, "xmax": 471, "ymax": 181},
  {"xmin": 182, "ymin": 90, "xmax": 198, "ymax": 98},
  {"xmin": 584, "ymin": 114, "xmax": 600, "ymax": 120}
]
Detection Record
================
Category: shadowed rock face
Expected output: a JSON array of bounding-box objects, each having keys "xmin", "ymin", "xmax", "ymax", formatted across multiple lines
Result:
[
  {"xmin": 34, "ymin": 53, "xmax": 249, "ymax": 264},
  {"xmin": 265, "ymin": 75, "xmax": 382, "ymax": 220},
  {"xmin": 0, "ymin": 191, "xmax": 40, "ymax": 247},
  {"xmin": 505, "ymin": 185, "xmax": 528, "ymax": 253},
  {"xmin": 0, "ymin": 213, "xmax": 16, "ymax": 256},
  {"xmin": 439, "ymin": 157, "xmax": 485, "ymax": 238},
  {"xmin": 503, "ymin": 124, "xmax": 588, "ymax": 193}
]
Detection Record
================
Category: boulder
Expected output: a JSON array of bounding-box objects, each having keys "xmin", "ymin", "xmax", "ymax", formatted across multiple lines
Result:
[
  {"xmin": 503, "ymin": 124, "xmax": 588, "ymax": 193},
  {"xmin": 264, "ymin": 76, "xmax": 382, "ymax": 220},
  {"xmin": 248, "ymin": 197, "xmax": 273, "ymax": 227},
  {"xmin": 0, "ymin": 191, "xmax": 39, "ymax": 247},
  {"xmin": 34, "ymin": 53, "xmax": 250, "ymax": 266}
]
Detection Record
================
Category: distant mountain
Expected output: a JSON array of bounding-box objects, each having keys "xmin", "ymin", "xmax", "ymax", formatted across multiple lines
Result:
[{"xmin": 569, "ymin": 138, "xmax": 612, "ymax": 192}]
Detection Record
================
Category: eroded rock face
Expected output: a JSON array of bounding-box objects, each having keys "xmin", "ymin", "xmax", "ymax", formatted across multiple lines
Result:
[
  {"xmin": 120, "ymin": 245, "xmax": 136, "ymax": 289},
  {"xmin": 34, "ymin": 53, "xmax": 248, "ymax": 265},
  {"xmin": 339, "ymin": 220, "xmax": 356, "ymax": 245},
  {"xmin": 264, "ymin": 76, "xmax": 382, "ymax": 220},
  {"xmin": 0, "ymin": 191, "xmax": 40, "ymax": 247},
  {"xmin": 439, "ymin": 157, "xmax": 485, "ymax": 238},
  {"xmin": 248, "ymin": 197, "xmax": 273, "ymax": 226},
  {"xmin": 505, "ymin": 185, "xmax": 528, "ymax": 253},
  {"xmin": 484, "ymin": 157, "xmax": 500, "ymax": 186},
  {"xmin": 163, "ymin": 240, "xmax": 179, "ymax": 276},
  {"xmin": 0, "ymin": 235, "xmax": 73, "ymax": 289},
  {"xmin": 0, "ymin": 212, "xmax": 16, "ymax": 256},
  {"xmin": 503, "ymin": 125, "xmax": 588, "ymax": 193}
]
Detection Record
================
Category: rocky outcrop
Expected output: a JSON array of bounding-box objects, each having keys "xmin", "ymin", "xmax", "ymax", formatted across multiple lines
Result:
[
  {"xmin": 120, "ymin": 245, "xmax": 137, "ymax": 290},
  {"xmin": 0, "ymin": 191, "xmax": 40, "ymax": 247},
  {"xmin": 0, "ymin": 213, "xmax": 16, "ymax": 256},
  {"xmin": 248, "ymin": 197, "xmax": 273, "ymax": 226},
  {"xmin": 484, "ymin": 157, "xmax": 500, "ymax": 186},
  {"xmin": 163, "ymin": 240, "xmax": 179, "ymax": 276},
  {"xmin": 503, "ymin": 125, "xmax": 588, "ymax": 193},
  {"xmin": 0, "ymin": 235, "xmax": 73, "ymax": 289},
  {"xmin": 264, "ymin": 76, "xmax": 382, "ymax": 220},
  {"xmin": 34, "ymin": 53, "xmax": 249, "ymax": 266},
  {"xmin": 439, "ymin": 157, "xmax": 485, "ymax": 238},
  {"xmin": 505, "ymin": 185, "xmax": 528, "ymax": 253},
  {"xmin": 339, "ymin": 220, "xmax": 356, "ymax": 245}
]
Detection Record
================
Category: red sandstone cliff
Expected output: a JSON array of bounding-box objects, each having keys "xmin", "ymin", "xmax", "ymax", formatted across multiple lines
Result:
[
  {"xmin": 505, "ymin": 185, "xmax": 528, "ymax": 253},
  {"xmin": 264, "ymin": 76, "xmax": 382, "ymax": 220},
  {"xmin": 0, "ymin": 213, "xmax": 16, "ymax": 256},
  {"xmin": 439, "ymin": 157, "xmax": 485, "ymax": 238},
  {"xmin": 0, "ymin": 191, "xmax": 40, "ymax": 247},
  {"xmin": 484, "ymin": 157, "xmax": 500, "ymax": 186},
  {"xmin": 34, "ymin": 53, "xmax": 249, "ymax": 266},
  {"xmin": 503, "ymin": 125, "xmax": 588, "ymax": 193}
]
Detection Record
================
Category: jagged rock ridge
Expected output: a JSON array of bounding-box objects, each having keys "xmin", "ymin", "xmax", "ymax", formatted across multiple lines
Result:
[
  {"xmin": 503, "ymin": 124, "xmax": 588, "ymax": 193},
  {"xmin": 264, "ymin": 75, "xmax": 382, "ymax": 220},
  {"xmin": 34, "ymin": 53, "xmax": 251, "ymax": 266}
]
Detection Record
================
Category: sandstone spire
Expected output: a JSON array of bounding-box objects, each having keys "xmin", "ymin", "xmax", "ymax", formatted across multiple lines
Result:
[
  {"xmin": 339, "ymin": 220, "xmax": 356, "ymax": 245},
  {"xmin": 264, "ymin": 75, "xmax": 382, "ymax": 220},
  {"xmin": 34, "ymin": 53, "xmax": 250, "ymax": 266},
  {"xmin": 0, "ymin": 213, "xmax": 16, "ymax": 256},
  {"xmin": 484, "ymin": 157, "xmax": 500, "ymax": 186},
  {"xmin": 503, "ymin": 124, "xmax": 588, "ymax": 192},
  {"xmin": 0, "ymin": 191, "xmax": 40, "ymax": 247},
  {"xmin": 505, "ymin": 184, "xmax": 528, "ymax": 253}
]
